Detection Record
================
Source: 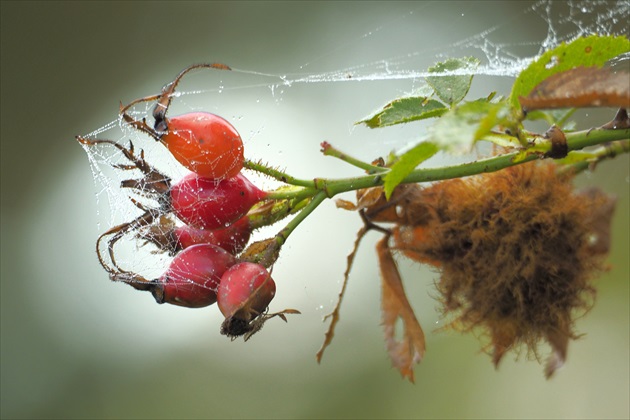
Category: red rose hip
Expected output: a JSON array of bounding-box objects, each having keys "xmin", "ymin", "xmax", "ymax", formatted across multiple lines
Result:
[
  {"xmin": 152, "ymin": 244, "xmax": 237, "ymax": 308},
  {"xmin": 160, "ymin": 112, "xmax": 244, "ymax": 179},
  {"xmin": 217, "ymin": 262, "xmax": 276, "ymax": 319},
  {"xmin": 174, "ymin": 216, "xmax": 252, "ymax": 255},
  {"xmin": 170, "ymin": 173, "xmax": 266, "ymax": 230}
]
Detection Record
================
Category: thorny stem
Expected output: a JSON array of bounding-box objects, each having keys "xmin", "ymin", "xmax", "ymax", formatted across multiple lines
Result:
[
  {"xmin": 256, "ymin": 127, "xmax": 629, "ymax": 200},
  {"xmin": 244, "ymin": 159, "xmax": 315, "ymax": 188},
  {"xmin": 251, "ymin": 125, "xmax": 628, "ymax": 247},
  {"xmin": 265, "ymin": 187, "xmax": 317, "ymax": 202}
]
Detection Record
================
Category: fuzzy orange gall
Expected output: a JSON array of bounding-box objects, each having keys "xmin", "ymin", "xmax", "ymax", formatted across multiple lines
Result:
[{"xmin": 379, "ymin": 162, "xmax": 616, "ymax": 377}]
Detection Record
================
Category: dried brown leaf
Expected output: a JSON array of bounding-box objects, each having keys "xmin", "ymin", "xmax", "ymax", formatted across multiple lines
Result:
[
  {"xmin": 356, "ymin": 187, "xmax": 387, "ymax": 210},
  {"xmin": 377, "ymin": 236, "xmax": 426, "ymax": 383},
  {"xmin": 335, "ymin": 198, "xmax": 359, "ymax": 211},
  {"xmin": 520, "ymin": 66, "xmax": 630, "ymax": 111}
]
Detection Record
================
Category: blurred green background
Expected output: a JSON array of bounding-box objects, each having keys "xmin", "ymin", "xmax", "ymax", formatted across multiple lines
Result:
[{"xmin": 1, "ymin": 1, "xmax": 628, "ymax": 419}]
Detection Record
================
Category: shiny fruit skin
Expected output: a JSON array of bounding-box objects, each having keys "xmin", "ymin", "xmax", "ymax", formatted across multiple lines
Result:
[
  {"xmin": 153, "ymin": 244, "xmax": 237, "ymax": 308},
  {"xmin": 217, "ymin": 262, "xmax": 276, "ymax": 318},
  {"xmin": 170, "ymin": 173, "xmax": 266, "ymax": 230},
  {"xmin": 161, "ymin": 112, "xmax": 244, "ymax": 179},
  {"xmin": 174, "ymin": 217, "xmax": 252, "ymax": 255}
]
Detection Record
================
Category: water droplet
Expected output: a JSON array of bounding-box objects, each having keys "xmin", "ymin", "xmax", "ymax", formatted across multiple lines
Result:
[{"xmin": 545, "ymin": 55, "xmax": 559, "ymax": 69}]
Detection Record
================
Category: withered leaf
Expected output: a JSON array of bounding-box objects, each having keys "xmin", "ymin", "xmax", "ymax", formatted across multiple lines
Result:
[
  {"xmin": 335, "ymin": 188, "xmax": 384, "ymax": 212},
  {"xmin": 335, "ymin": 198, "xmax": 359, "ymax": 211},
  {"xmin": 377, "ymin": 236, "xmax": 426, "ymax": 383},
  {"xmin": 519, "ymin": 66, "xmax": 630, "ymax": 111}
]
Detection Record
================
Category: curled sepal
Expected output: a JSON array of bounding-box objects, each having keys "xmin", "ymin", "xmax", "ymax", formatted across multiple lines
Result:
[
  {"xmin": 377, "ymin": 236, "xmax": 426, "ymax": 383},
  {"xmin": 220, "ymin": 309, "xmax": 301, "ymax": 342}
]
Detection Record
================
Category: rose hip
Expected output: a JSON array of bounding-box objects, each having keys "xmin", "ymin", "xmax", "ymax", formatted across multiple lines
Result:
[
  {"xmin": 160, "ymin": 112, "xmax": 244, "ymax": 179},
  {"xmin": 174, "ymin": 217, "xmax": 252, "ymax": 255},
  {"xmin": 170, "ymin": 173, "xmax": 266, "ymax": 230},
  {"xmin": 217, "ymin": 262, "xmax": 276, "ymax": 319},
  {"xmin": 152, "ymin": 244, "xmax": 237, "ymax": 308}
]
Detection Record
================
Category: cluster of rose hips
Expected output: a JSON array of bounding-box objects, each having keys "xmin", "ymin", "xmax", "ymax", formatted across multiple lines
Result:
[{"xmin": 78, "ymin": 64, "xmax": 297, "ymax": 339}]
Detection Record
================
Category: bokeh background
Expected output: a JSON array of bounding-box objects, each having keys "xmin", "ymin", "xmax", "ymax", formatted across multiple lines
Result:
[{"xmin": 2, "ymin": 1, "xmax": 628, "ymax": 419}]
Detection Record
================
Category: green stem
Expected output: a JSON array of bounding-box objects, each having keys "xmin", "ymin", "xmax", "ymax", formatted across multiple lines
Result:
[
  {"xmin": 265, "ymin": 187, "xmax": 317, "ymax": 202},
  {"xmin": 321, "ymin": 141, "xmax": 388, "ymax": 173},
  {"xmin": 275, "ymin": 191, "xmax": 327, "ymax": 246},
  {"xmin": 560, "ymin": 139, "xmax": 630, "ymax": 175},
  {"xmin": 244, "ymin": 126, "xmax": 628, "ymax": 263},
  {"xmin": 564, "ymin": 127, "xmax": 629, "ymax": 150},
  {"xmin": 253, "ymin": 126, "xmax": 629, "ymax": 202},
  {"xmin": 323, "ymin": 127, "xmax": 629, "ymax": 196},
  {"xmin": 244, "ymin": 159, "xmax": 315, "ymax": 187}
]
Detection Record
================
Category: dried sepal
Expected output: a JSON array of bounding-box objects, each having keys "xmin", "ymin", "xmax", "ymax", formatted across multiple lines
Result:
[{"xmin": 136, "ymin": 216, "xmax": 179, "ymax": 254}]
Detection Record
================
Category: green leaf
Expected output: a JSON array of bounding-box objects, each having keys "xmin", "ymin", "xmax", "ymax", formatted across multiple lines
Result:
[
  {"xmin": 475, "ymin": 100, "xmax": 512, "ymax": 142},
  {"xmin": 383, "ymin": 142, "xmax": 439, "ymax": 199},
  {"xmin": 426, "ymin": 57, "xmax": 480, "ymax": 105},
  {"xmin": 509, "ymin": 35, "xmax": 630, "ymax": 111},
  {"xmin": 428, "ymin": 98, "xmax": 511, "ymax": 154},
  {"xmin": 358, "ymin": 97, "xmax": 447, "ymax": 128}
]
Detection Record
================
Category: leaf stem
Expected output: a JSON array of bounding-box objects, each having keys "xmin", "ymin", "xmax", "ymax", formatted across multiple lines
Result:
[{"xmin": 320, "ymin": 141, "xmax": 388, "ymax": 173}]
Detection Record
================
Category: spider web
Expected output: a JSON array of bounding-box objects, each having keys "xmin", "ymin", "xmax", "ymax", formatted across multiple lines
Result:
[{"xmin": 79, "ymin": 0, "xmax": 629, "ymax": 283}]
